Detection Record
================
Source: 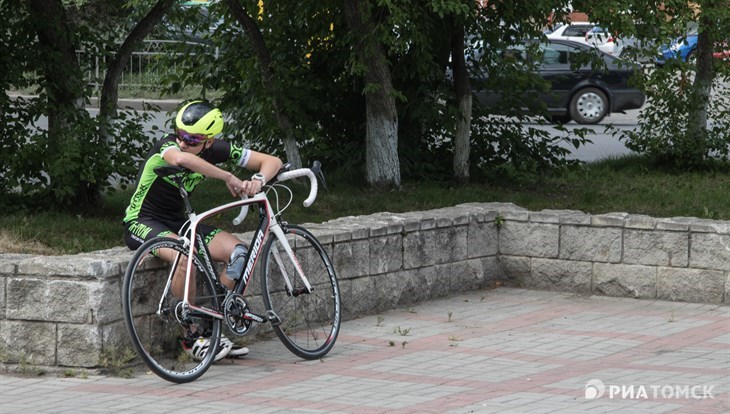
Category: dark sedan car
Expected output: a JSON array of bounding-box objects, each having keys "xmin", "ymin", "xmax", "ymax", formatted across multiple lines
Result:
[{"xmin": 472, "ymin": 39, "xmax": 646, "ymax": 124}]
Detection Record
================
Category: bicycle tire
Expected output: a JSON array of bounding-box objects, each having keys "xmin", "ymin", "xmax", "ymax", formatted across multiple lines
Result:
[
  {"xmin": 122, "ymin": 236, "xmax": 222, "ymax": 383},
  {"xmin": 260, "ymin": 225, "xmax": 341, "ymax": 359}
]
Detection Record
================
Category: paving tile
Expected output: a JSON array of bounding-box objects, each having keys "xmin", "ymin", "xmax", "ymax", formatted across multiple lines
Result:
[{"xmin": 0, "ymin": 288, "xmax": 727, "ymax": 414}]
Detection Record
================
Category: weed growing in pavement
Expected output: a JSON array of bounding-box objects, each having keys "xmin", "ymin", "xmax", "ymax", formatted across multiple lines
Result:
[
  {"xmin": 376, "ymin": 315, "xmax": 385, "ymax": 326},
  {"xmin": 99, "ymin": 346, "xmax": 136, "ymax": 378},
  {"xmin": 18, "ymin": 355, "xmax": 45, "ymax": 377},
  {"xmin": 394, "ymin": 326, "xmax": 411, "ymax": 336}
]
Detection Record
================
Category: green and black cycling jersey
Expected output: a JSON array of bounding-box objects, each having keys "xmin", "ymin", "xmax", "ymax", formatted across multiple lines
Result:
[{"xmin": 123, "ymin": 134, "xmax": 250, "ymax": 224}]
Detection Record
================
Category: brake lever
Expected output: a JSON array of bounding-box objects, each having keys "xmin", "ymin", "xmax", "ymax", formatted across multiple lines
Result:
[{"xmin": 311, "ymin": 160, "xmax": 327, "ymax": 192}]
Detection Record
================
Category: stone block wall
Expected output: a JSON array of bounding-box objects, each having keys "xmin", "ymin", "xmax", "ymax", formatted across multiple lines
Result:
[{"xmin": 0, "ymin": 202, "xmax": 728, "ymax": 370}]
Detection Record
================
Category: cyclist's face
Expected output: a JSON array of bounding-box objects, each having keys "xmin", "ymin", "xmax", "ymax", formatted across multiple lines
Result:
[{"xmin": 177, "ymin": 138, "xmax": 209, "ymax": 154}]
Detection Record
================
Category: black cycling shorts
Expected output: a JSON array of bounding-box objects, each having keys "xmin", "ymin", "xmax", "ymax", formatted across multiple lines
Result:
[{"xmin": 123, "ymin": 216, "xmax": 221, "ymax": 251}]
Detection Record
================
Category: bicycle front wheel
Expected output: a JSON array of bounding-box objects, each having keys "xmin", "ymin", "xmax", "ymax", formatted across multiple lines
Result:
[
  {"xmin": 261, "ymin": 225, "xmax": 341, "ymax": 359},
  {"xmin": 122, "ymin": 237, "xmax": 222, "ymax": 383}
]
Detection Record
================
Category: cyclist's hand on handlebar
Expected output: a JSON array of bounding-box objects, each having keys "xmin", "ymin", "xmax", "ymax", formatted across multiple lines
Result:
[
  {"xmin": 225, "ymin": 174, "xmax": 246, "ymax": 198},
  {"xmin": 239, "ymin": 178, "xmax": 263, "ymax": 196}
]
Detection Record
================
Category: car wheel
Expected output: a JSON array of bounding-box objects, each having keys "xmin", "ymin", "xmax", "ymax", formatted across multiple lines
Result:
[
  {"xmin": 686, "ymin": 49, "xmax": 696, "ymax": 63},
  {"xmin": 546, "ymin": 114, "xmax": 572, "ymax": 124},
  {"xmin": 569, "ymin": 87, "xmax": 608, "ymax": 124}
]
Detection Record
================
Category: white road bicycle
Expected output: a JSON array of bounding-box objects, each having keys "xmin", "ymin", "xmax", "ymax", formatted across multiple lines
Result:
[{"xmin": 122, "ymin": 162, "xmax": 341, "ymax": 383}]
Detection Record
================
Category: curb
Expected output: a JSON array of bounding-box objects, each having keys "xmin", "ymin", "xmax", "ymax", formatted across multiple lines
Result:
[{"xmin": 8, "ymin": 94, "xmax": 181, "ymax": 112}]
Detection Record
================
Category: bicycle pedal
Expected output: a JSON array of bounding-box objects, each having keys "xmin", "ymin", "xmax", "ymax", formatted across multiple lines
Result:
[{"xmin": 266, "ymin": 310, "xmax": 281, "ymax": 326}]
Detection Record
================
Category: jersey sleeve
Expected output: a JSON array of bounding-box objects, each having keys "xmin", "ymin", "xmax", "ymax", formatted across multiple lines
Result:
[
  {"xmin": 229, "ymin": 142, "xmax": 251, "ymax": 167},
  {"xmin": 206, "ymin": 140, "xmax": 251, "ymax": 167}
]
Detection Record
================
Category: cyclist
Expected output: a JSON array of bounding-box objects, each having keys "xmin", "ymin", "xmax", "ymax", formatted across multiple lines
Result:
[{"xmin": 122, "ymin": 99, "xmax": 283, "ymax": 361}]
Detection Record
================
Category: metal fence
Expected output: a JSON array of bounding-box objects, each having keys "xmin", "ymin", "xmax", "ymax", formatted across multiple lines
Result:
[{"xmin": 78, "ymin": 39, "xmax": 217, "ymax": 90}]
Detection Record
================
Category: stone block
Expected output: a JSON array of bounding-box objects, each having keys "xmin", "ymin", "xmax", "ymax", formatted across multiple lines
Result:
[
  {"xmin": 689, "ymin": 220, "xmax": 730, "ymax": 234},
  {"xmin": 382, "ymin": 266, "xmax": 451, "ymax": 307},
  {"xmin": 592, "ymin": 213, "xmax": 628, "ymax": 227},
  {"xmin": 497, "ymin": 255, "xmax": 531, "ymax": 287},
  {"xmin": 403, "ymin": 230, "xmax": 436, "ymax": 269},
  {"xmin": 467, "ymin": 216, "xmax": 498, "ymax": 258},
  {"xmin": 528, "ymin": 211, "xmax": 561, "ymax": 224},
  {"xmin": 332, "ymin": 239, "xmax": 369, "ymax": 279},
  {"xmin": 457, "ymin": 202, "xmax": 526, "ymax": 215},
  {"xmin": 375, "ymin": 269, "xmax": 423, "ymax": 309},
  {"xmin": 480, "ymin": 256, "xmax": 499, "ymax": 285},
  {"xmin": 18, "ymin": 254, "xmax": 123, "ymax": 279},
  {"xmin": 560, "ymin": 214, "xmax": 591, "ymax": 225},
  {"xmin": 625, "ymin": 214, "xmax": 656, "ymax": 230},
  {"xmin": 593, "ymin": 263, "xmax": 657, "ymax": 299},
  {"xmin": 0, "ymin": 277, "xmax": 5, "ymax": 319},
  {"xmin": 530, "ymin": 258, "xmax": 592, "ymax": 293},
  {"xmin": 0, "ymin": 320, "xmax": 56, "ymax": 365},
  {"xmin": 341, "ymin": 277, "xmax": 377, "ymax": 318},
  {"xmin": 433, "ymin": 226, "xmax": 467, "ymax": 265},
  {"xmin": 417, "ymin": 265, "xmax": 450, "ymax": 299},
  {"xmin": 657, "ymin": 267, "xmax": 725, "ymax": 303},
  {"xmin": 690, "ymin": 233, "xmax": 730, "ymax": 271},
  {"xmin": 560, "ymin": 226, "xmax": 621, "ymax": 263},
  {"xmin": 438, "ymin": 259, "xmax": 486, "ymax": 294},
  {"xmin": 0, "ymin": 261, "xmax": 17, "ymax": 275},
  {"xmin": 623, "ymin": 229, "xmax": 689, "ymax": 267},
  {"xmin": 103, "ymin": 320, "xmax": 134, "ymax": 352},
  {"xmin": 419, "ymin": 217, "xmax": 437, "ymax": 231},
  {"xmin": 656, "ymin": 218, "xmax": 691, "ymax": 232},
  {"xmin": 499, "ymin": 222, "xmax": 559, "ymax": 258},
  {"xmin": 57, "ymin": 324, "xmax": 101, "ymax": 367},
  {"xmin": 7, "ymin": 278, "xmax": 95, "ymax": 323},
  {"xmin": 500, "ymin": 210, "xmax": 529, "ymax": 221},
  {"xmin": 369, "ymin": 235, "xmax": 403, "ymax": 275},
  {"xmin": 93, "ymin": 278, "xmax": 123, "ymax": 324},
  {"xmin": 297, "ymin": 225, "xmax": 336, "ymax": 245}
]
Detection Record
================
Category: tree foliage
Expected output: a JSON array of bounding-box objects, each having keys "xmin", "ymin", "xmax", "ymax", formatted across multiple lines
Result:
[
  {"xmin": 2, "ymin": 0, "xmax": 160, "ymax": 210},
  {"xmin": 577, "ymin": 0, "xmax": 730, "ymax": 167},
  {"xmin": 4, "ymin": 0, "xmax": 730, "ymax": 212}
]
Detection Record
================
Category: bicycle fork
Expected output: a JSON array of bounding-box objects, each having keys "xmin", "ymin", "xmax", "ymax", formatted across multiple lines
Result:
[{"xmin": 269, "ymin": 223, "xmax": 313, "ymax": 297}]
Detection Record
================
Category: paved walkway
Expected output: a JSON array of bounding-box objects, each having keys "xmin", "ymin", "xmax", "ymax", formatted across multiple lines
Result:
[{"xmin": 1, "ymin": 288, "xmax": 728, "ymax": 413}]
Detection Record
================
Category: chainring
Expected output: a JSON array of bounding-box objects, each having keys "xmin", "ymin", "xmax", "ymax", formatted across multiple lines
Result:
[{"xmin": 223, "ymin": 293, "xmax": 253, "ymax": 335}]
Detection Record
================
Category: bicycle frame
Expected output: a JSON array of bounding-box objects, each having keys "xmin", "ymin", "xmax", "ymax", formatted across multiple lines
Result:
[{"xmin": 170, "ymin": 174, "xmax": 316, "ymax": 324}]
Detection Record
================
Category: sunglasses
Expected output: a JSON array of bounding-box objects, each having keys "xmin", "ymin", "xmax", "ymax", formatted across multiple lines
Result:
[{"xmin": 176, "ymin": 129, "xmax": 210, "ymax": 146}]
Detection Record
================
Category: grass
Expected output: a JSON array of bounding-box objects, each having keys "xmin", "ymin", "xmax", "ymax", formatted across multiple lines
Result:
[{"xmin": 2, "ymin": 155, "xmax": 730, "ymax": 255}]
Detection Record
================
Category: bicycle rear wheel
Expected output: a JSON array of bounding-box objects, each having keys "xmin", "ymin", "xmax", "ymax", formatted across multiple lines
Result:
[
  {"xmin": 122, "ymin": 237, "xmax": 222, "ymax": 383},
  {"xmin": 261, "ymin": 225, "xmax": 341, "ymax": 359}
]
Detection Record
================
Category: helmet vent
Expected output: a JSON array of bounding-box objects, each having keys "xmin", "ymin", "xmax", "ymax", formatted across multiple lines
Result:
[{"xmin": 206, "ymin": 120, "xmax": 215, "ymax": 131}]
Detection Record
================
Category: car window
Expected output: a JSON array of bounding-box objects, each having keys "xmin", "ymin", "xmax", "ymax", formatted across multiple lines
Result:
[
  {"xmin": 501, "ymin": 44, "xmax": 527, "ymax": 62},
  {"xmin": 539, "ymin": 43, "xmax": 577, "ymax": 66},
  {"xmin": 562, "ymin": 25, "xmax": 594, "ymax": 37}
]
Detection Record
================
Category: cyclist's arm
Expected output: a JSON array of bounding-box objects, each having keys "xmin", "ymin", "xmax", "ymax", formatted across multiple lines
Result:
[
  {"xmin": 244, "ymin": 151, "xmax": 284, "ymax": 186},
  {"xmin": 163, "ymin": 148, "xmax": 244, "ymax": 197}
]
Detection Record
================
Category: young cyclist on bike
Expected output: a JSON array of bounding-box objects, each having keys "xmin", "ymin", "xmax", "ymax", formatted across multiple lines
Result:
[{"xmin": 122, "ymin": 99, "xmax": 283, "ymax": 361}]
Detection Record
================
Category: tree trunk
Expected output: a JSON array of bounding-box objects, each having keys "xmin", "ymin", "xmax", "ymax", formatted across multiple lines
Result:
[
  {"xmin": 343, "ymin": 0, "xmax": 400, "ymax": 188},
  {"xmin": 687, "ymin": 10, "xmax": 714, "ymax": 163},
  {"xmin": 28, "ymin": 0, "xmax": 90, "ymax": 201},
  {"xmin": 99, "ymin": 0, "xmax": 174, "ymax": 123},
  {"xmin": 451, "ymin": 24, "xmax": 472, "ymax": 183},
  {"xmin": 224, "ymin": 0, "xmax": 303, "ymax": 169},
  {"xmin": 28, "ymin": 0, "xmax": 85, "ymax": 134}
]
